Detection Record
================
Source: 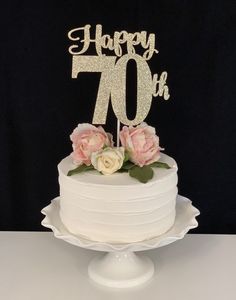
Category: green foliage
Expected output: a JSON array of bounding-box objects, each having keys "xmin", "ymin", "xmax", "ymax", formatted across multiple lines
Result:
[
  {"xmin": 121, "ymin": 161, "xmax": 135, "ymax": 170},
  {"xmin": 67, "ymin": 158, "xmax": 171, "ymax": 184},
  {"xmin": 129, "ymin": 165, "xmax": 154, "ymax": 183},
  {"xmin": 123, "ymin": 151, "xmax": 130, "ymax": 162},
  {"xmin": 67, "ymin": 164, "xmax": 94, "ymax": 176},
  {"xmin": 149, "ymin": 161, "xmax": 170, "ymax": 169}
]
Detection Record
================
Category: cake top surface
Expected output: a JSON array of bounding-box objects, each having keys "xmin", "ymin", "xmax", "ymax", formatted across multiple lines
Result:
[{"xmin": 58, "ymin": 153, "xmax": 177, "ymax": 187}]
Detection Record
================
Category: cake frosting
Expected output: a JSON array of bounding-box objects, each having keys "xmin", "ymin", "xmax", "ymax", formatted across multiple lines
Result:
[{"xmin": 58, "ymin": 152, "xmax": 178, "ymax": 243}]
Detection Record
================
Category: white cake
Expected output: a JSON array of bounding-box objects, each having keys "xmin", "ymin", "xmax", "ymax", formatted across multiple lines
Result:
[{"xmin": 58, "ymin": 152, "xmax": 178, "ymax": 243}]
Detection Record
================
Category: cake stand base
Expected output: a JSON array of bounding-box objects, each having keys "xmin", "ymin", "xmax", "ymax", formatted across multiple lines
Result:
[
  {"xmin": 41, "ymin": 195, "xmax": 200, "ymax": 289},
  {"xmin": 88, "ymin": 251, "xmax": 154, "ymax": 288}
]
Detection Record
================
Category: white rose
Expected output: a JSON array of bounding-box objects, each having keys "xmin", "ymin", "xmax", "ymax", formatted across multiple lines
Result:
[{"xmin": 91, "ymin": 147, "xmax": 124, "ymax": 175}]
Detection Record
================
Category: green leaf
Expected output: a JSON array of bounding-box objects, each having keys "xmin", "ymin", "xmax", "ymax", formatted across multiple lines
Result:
[
  {"xmin": 121, "ymin": 161, "xmax": 135, "ymax": 170},
  {"xmin": 117, "ymin": 161, "xmax": 135, "ymax": 173},
  {"xmin": 67, "ymin": 164, "xmax": 94, "ymax": 176},
  {"xmin": 149, "ymin": 161, "xmax": 171, "ymax": 169},
  {"xmin": 124, "ymin": 151, "xmax": 130, "ymax": 162},
  {"xmin": 117, "ymin": 168, "xmax": 128, "ymax": 173},
  {"xmin": 129, "ymin": 165, "xmax": 154, "ymax": 183}
]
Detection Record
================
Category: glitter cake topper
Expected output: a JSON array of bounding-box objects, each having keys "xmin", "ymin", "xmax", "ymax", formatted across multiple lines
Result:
[{"xmin": 68, "ymin": 24, "xmax": 170, "ymax": 126}]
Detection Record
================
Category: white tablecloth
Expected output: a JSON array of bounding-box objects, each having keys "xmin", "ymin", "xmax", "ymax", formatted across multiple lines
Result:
[{"xmin": 0, "ymin": 232, "xmax": 235, "ymax": 300}]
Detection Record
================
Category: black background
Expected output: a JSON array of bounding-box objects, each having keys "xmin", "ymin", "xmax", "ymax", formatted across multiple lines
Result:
[{"xmin": 1, "ymin": 1, "xmax": 236, "ymax": 233}]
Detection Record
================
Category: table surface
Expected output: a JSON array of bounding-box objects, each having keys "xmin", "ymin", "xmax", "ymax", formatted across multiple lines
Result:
[{"xmin": 0, "ymin": 232, "xmax": 235, "ymax": 300}]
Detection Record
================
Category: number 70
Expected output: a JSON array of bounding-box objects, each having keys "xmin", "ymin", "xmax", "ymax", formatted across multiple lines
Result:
[{"xmin": 72, "ymin": 54, "xmax": 155, "ymax": 126}]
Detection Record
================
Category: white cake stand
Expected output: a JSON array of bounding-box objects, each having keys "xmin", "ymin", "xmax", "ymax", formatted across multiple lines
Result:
[{"xmin": 41, "ymin": 195, "xmax": 199, "ymax": 288}]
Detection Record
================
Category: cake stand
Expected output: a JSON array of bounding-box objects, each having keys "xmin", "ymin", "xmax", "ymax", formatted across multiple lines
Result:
[{"xmin": 41, "ymin": 195, "xmax": 199, "ymax": 288}]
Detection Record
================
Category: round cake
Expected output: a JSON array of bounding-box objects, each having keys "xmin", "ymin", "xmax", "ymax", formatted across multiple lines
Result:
[{"xmin": 58, "ymin": 153, "xmax": 178, "ymax": 243}]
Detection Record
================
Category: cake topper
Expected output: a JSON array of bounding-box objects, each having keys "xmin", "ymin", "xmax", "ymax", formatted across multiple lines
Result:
[{"xmin": 68, "ymin": 24, "xmax": 170, "ymax": 126}]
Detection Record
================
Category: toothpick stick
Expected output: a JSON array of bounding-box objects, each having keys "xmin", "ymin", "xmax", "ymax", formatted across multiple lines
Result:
[{"xmin": 116, "ymin": 119, "xmax": 120, "ymax": 148}]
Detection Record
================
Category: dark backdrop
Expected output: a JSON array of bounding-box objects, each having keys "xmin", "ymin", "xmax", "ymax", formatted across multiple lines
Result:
[{"xmin": 1, "ymin": 1, "xmax": 236, "ymax": 233}]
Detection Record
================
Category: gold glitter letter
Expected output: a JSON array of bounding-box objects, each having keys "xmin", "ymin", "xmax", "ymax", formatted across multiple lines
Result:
[
  {"xmin": 152, "ymin": 71, "xmax": 170, "ymax": 100},
  {"xmin": 72, "ymin": 55, "xmax": 116, "ymax": 124},
  {"xmin": 68, "ymin": 25, "xmax": 91, "ymax": 55},
  {"xmin": 111, "ymin": 54, "xmax": 153, "ymax": 126}
]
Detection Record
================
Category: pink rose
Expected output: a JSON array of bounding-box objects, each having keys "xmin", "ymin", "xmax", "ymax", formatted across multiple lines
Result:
[
  {"xmin": 70, "ymin": 123, "xmax": 113, "ymax": 165},
  {"xmin": 120, "ymin": 123, "xmax": 162, "ymax": 167}
]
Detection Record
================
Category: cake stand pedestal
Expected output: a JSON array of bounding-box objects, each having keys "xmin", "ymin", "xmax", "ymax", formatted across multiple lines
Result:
[
  {"xmin": 41, "ymin": 195, "xmax": 199, "ymax": 288},
  {"xmin": 88, "ymin": 251, "xmax": 154, "ymax": 288}
]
